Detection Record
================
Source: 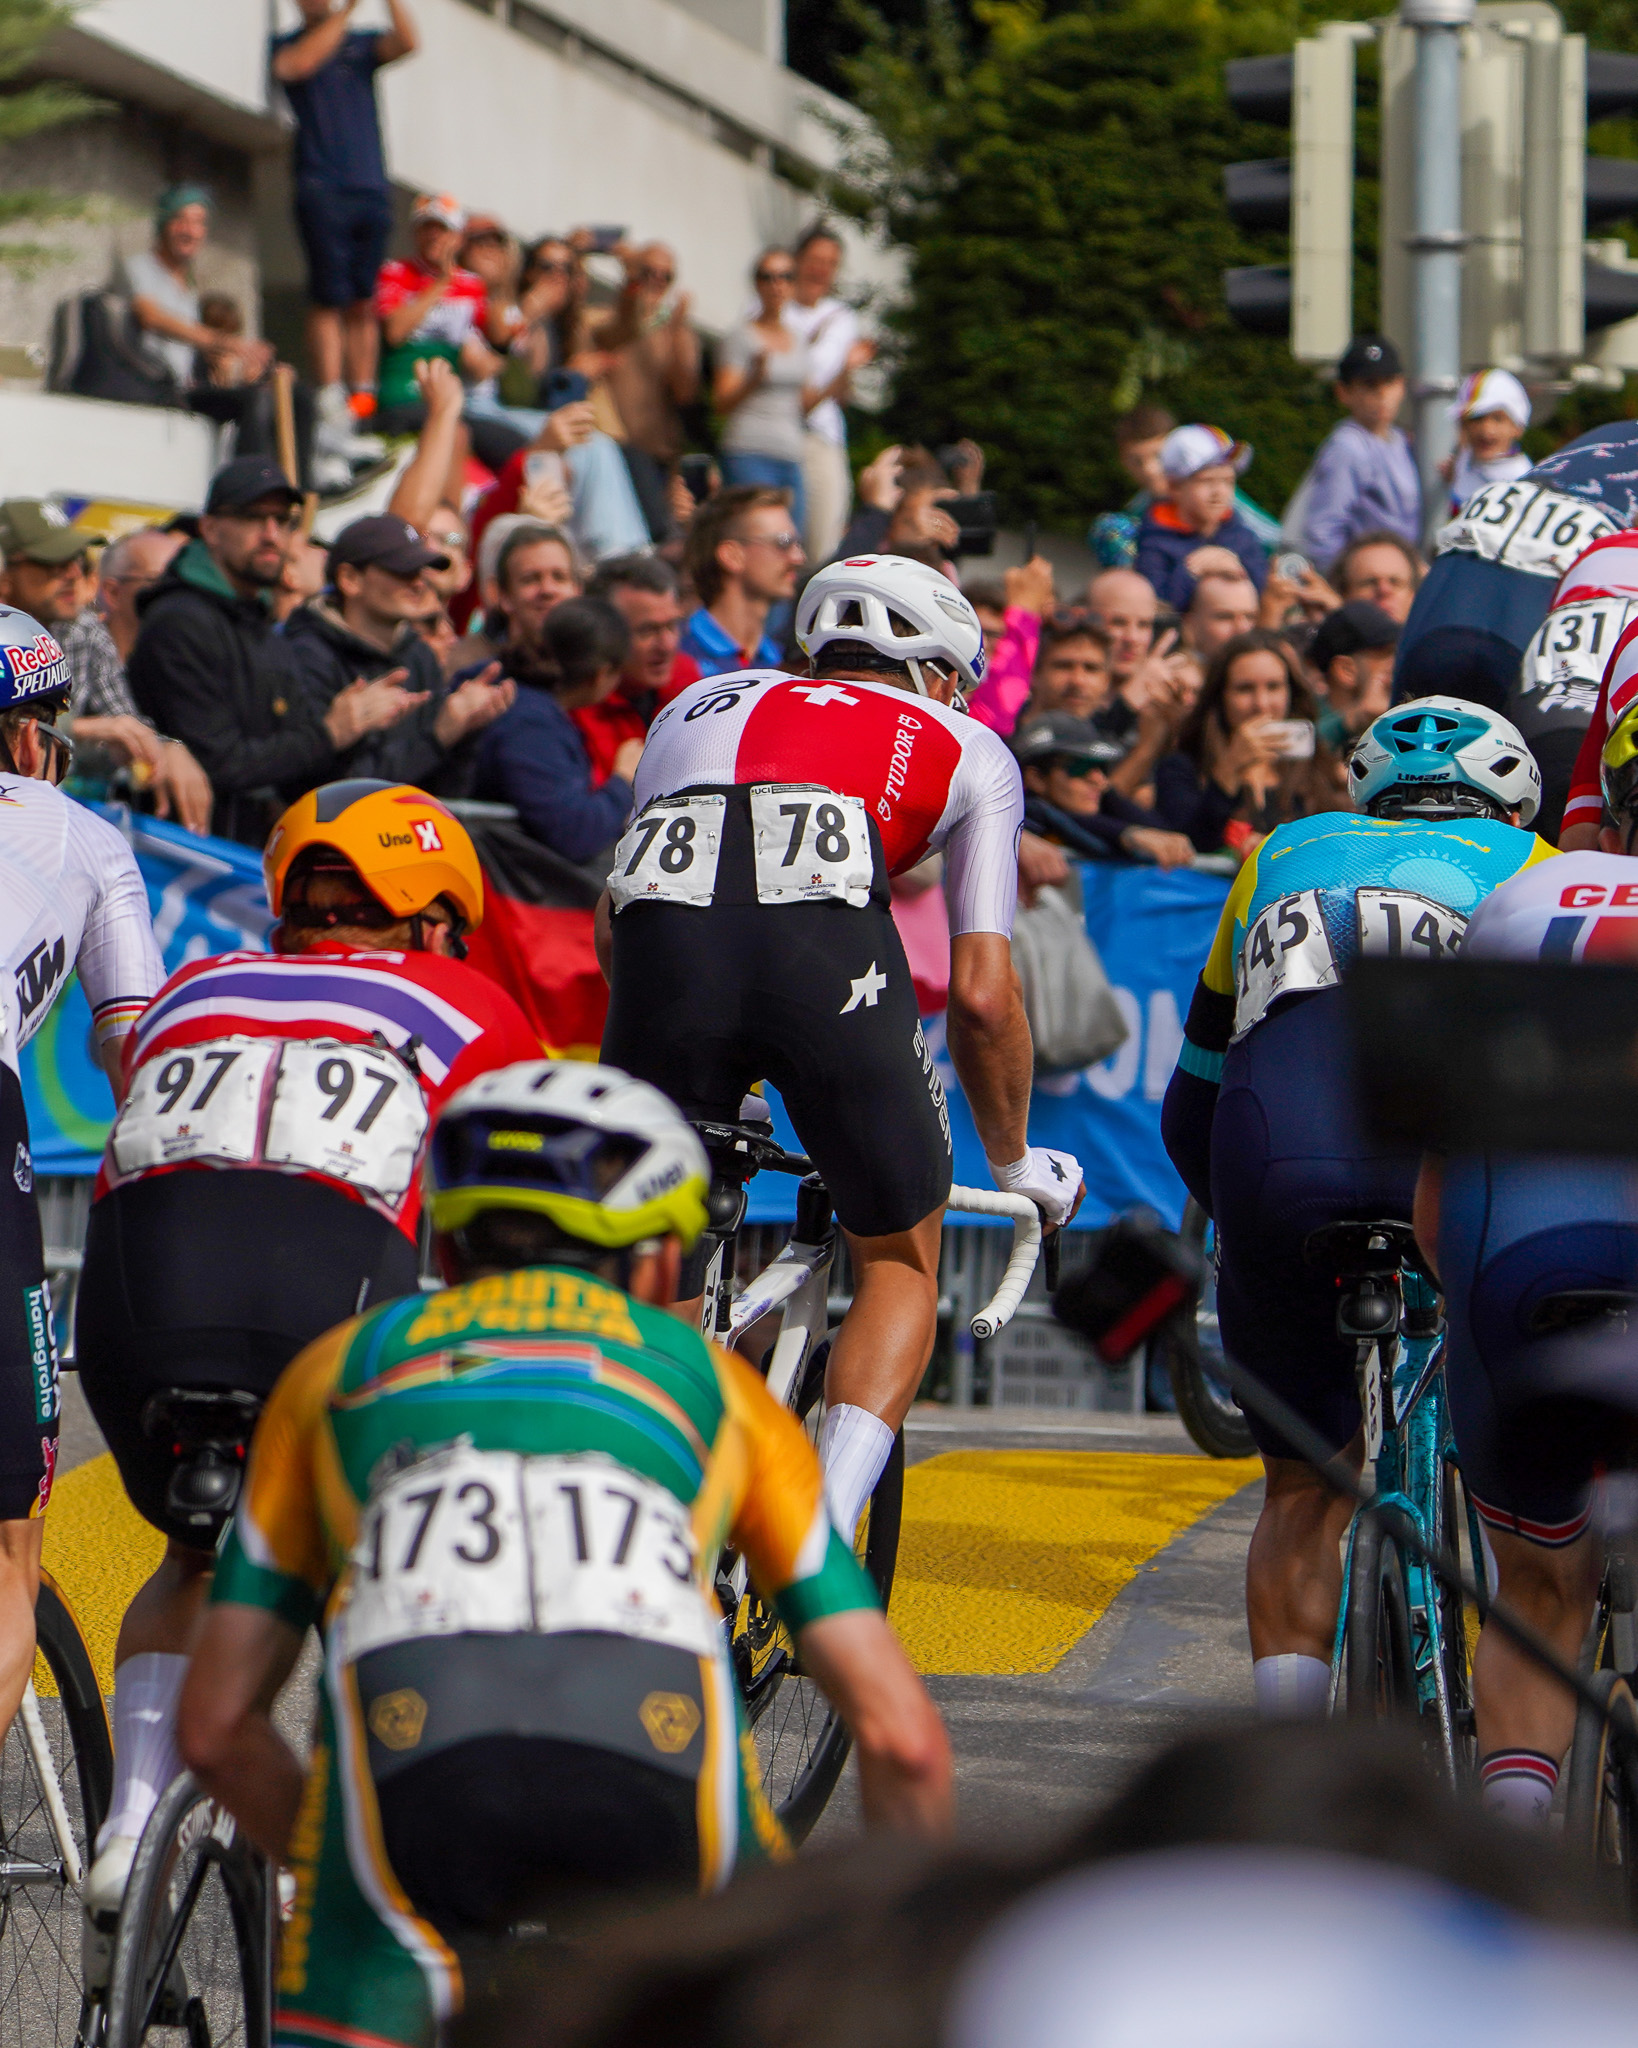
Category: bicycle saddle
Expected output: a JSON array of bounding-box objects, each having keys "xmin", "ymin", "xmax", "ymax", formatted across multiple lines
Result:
[
  {"xmin": 139, "ymin": 1387, "xmax": 264, "ymax": 1452},
  {"xmin": 1303, "ymin": 1220, "xmax": 1429, "ymax": 1281}
]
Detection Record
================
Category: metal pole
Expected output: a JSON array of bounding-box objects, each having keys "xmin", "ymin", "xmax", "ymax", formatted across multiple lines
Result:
[{"xmin": 1403, "ymin": 0, "xmax": 1473, "ymax": 545}]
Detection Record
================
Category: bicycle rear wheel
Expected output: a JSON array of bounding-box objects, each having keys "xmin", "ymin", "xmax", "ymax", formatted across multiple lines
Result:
[
  {"xmin": 1565, "ymin": 1668, "xmax": 1638, "ymax": 1914},
  {"xmin": 103, "ymin": 1773, "xmax": 272, "ymax": 2048},
  {"xmin": 0, "ymin": 1570, "xmax": 112, "ymax": 2048},
  {"xmin": 1344, "ymin": 1514, "xmax": 1417, "ymax": 1720}
]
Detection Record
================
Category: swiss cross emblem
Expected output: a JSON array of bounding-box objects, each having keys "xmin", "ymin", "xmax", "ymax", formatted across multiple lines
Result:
[
  {"xmin": 413, "ymin": 819, "xmax": 443, "ymax": 852},
  {"xmin": 790, "ymin": 684, "xmax": 860, "ymax": 709}
]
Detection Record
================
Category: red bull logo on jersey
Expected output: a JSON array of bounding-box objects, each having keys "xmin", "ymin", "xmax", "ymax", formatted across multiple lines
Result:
[{"xmin": 0, "ymin": 632, "xmax": 68, "ymax": 701}]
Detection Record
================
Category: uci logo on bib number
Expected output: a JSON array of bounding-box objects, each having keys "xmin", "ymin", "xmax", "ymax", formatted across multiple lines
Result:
[
  {"xmin": 1435, "ymin": 483, "xmax": 1618, "ymax": 578},
  {"xmin": 608, "ymin": 794, "xmax": 724, "ymax": 911},
  {"xmin": 750, "ymin": 785, "xmax": 875, "ymax": 907},
  {"xmin": 1234, "ymin": 889, "xmax": 1338, "ymax": 1038}
]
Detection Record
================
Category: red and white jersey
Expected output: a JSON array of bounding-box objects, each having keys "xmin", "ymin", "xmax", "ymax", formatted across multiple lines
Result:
[
  {"xmin": 1463, "ymin": 851, "xmax": 1638, "ymax": 963},
  {"xmin": 1550, "ymin": 530, "xmax": 1638, "ymax": 609},
  {"xmin": 634, "ymin": 669, "xmax": 1024, "ymax": 935},
  {"xmin": 1564, "ymin": 612, "xmax": 1638, "ymax": 833},
  {"xmin": 101, "ymin": 944, "xmax": 541, "ymax": 1236}
]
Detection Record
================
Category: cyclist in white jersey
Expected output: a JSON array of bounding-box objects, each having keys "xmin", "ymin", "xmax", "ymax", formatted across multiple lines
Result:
[
  {"xmin": 0, "ymin": 607, "xmax": 162, "ymax": 1749},
  {"xmin": 600, "ymin": 554, "xmax": 1083, "ymax": 1541}
]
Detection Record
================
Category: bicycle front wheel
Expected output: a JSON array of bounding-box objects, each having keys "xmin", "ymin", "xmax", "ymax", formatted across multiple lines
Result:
[
  {"xmin": 1565, "ymin": 1668, "xmax": 1638, "ymax": 1914},
  {"xmin": 737, "ymin": 1409, "xmax": 900, "ymax": 1843},
  {"xmin": 1344, "ymin": 1514, "xmax": 1417, "ymax": 1720},
  {"xmin": 104, "ymin": 1773, "xmax": 272, "ymax": 2048},
  {"xmin": 0, "ymin": 1570, "xmax": 112, "ymax": 2048}
]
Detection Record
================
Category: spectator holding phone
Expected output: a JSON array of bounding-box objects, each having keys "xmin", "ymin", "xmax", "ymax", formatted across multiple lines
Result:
[
  {"xmin": 714, "ymin": 249, "xmax": 870, "ymax": 540},
  {"xmin": 1154, "ymin": 628, "xmax": 1344, "ymax": 854},
  {"xmin": 1134, "ymin": 426, "xmax": 1269, "ymax": 610}
]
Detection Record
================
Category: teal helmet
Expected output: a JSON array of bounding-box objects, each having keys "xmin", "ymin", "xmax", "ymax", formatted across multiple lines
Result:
[{"xmin": 1347, "ymin": 697, "xmax": 1541, "ymax": 825}]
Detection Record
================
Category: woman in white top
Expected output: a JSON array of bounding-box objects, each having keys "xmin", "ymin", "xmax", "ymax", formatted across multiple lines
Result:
[{"xmin": 713, "ymin": 248, "xmax": 867, "ymax": 540}]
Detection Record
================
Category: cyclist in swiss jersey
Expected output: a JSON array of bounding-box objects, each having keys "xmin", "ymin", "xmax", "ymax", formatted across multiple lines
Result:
[
  {"xmin": 0, "ymin": 607, "xmax": 162, "ymax": 1767},
  {"xmin": 75, "ymin": 780, "xmax": 540, "ymax": 1916},
  {"xmin": 598, "ymin": 554, "xmax": 1084, "ymax": 1542},
  {"xmin": 1413, "ymin": 700, "xmax": 1638, "ymax": 1824},
  {"xmin": 177, "ymin": 1062, "xmax": 952, "ymax": 2048},
  {"xmin": 1162, "ymin": 699, "xmax": 1555, "ymax": 1722}
]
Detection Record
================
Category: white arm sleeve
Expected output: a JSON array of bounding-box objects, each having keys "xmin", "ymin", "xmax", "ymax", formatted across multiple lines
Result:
[
  {"xmin": 75, "ymin": 823, "xmax": 164, "ymax": 1047},
  {"xmin": 942, "ymin": 726, "xmax": 1024, "ymax": 937}
]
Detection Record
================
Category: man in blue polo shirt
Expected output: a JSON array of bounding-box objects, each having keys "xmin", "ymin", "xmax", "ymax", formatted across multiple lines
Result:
[
  {"xmin": 679, "ymin": 485, "xmax": 804, "ymax": 677},
  {"xmin": 271, "ymin": 0, "xmax": 418, "ymax": 460}
]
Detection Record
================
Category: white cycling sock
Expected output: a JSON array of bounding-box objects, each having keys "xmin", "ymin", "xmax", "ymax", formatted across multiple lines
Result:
[
  {"xmin": 96, "ymin": 1653, "xmax": 187, "ymax": 1854},
  {"xmin": 818, "ymin": 1403, "xmax": 895, "ymax": 1540},
  {"xmin": 1252, "ymin": 1653, "xmax": 1331, "ymax": 1718},
  {"xmin": 1480, "ymin": 1749, "xmax": 1559, "ymax": 1826}
]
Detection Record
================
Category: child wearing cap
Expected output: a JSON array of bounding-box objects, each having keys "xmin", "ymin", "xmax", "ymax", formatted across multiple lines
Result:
[
  {"xmin": 1444, "ymin": 369, "xmax": 1532, "ymax": 513},
  {"xmin": 1133, "ymin": 425, "xmax": 1269, "ymax": 611},
  {"xmin": 1300, "ymin": 334, "xmax": 1421, "ymax": 572}
]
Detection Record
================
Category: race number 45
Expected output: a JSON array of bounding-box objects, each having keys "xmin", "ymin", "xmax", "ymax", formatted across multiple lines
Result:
[{"xmin": 1234, "ymin": 888, "xmax": 1338, "ymax": 1037}]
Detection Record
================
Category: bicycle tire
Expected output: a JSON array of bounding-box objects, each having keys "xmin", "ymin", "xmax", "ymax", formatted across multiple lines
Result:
[
  {"xmin": 1437, "ymin": 1457, "xmax": 1478, "ymax": 1777},
  {"xmin": 1160, "ymin": 1203, "xmax": 1254, "ymax": 1460},
  {"xmin": 734, "ymin": 1328, "xmax": 904, "ymax": 1844},
  {"xmin": 103, "ymin": 1772, "xmax": 272, "ymax": 2048},
  {"xmin": 1344, "ymin": 1515, "xmax": 1417, "ymax": 1720},
  {"xmin": 1565, "ymin": 1668, "xmax": 1638, "ymax": 1912},
  {"xmin": 0, "ymin": 1570, "xmax": 113, "ymax": 2048}
]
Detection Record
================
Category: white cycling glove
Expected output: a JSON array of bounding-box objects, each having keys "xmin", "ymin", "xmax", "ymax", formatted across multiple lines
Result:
[{"xmin": 988, "ymin": 1147, "xmax": 1084, "ymax": 1230}]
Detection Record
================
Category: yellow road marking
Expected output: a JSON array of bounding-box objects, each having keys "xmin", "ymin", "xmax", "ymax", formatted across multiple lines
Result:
[
  {"xmin": 891, "ymin": 1450, "xmax": 1260, "ymax": 1676},
  {"xmin": 40, "ymin": 1454, "xmax": 164, "ymax": 1697}
]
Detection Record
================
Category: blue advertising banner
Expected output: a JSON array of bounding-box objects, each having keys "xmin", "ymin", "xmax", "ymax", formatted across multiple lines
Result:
[
  {"xmin": 22, "ymin": 811, "xmax": 271, "ymax": 1175},
  {"xmin": 746, "ymin": 860, "xmax": 1229, "ymax": 1230}
]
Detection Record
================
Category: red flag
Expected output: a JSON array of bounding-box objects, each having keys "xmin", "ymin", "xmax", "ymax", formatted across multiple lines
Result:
[{"xmin": 461, "ymin": 814, "xmax": 609, "ymax": 1057}]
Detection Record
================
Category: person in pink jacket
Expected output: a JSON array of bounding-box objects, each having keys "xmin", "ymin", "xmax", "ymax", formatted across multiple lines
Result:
[{"xmin": 967, "ymin": 556, "xmax": 1054, "ymax": 736}]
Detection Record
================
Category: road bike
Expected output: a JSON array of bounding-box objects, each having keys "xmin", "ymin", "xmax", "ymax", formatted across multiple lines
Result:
[
  {"xmin": 95, "ymin": 1391, "xmax": 274, "ymax": 2048},
  {"xmin": 1312, "ymin": 1221, "xmax": 1484, "ymax": 1782},
  {"xmin": 690, "ymin": 1113, "xmax": 1041, "ymax": 1841},
  {"xmin": 0, "ymin": 1569, "xmax": 111, "ymax": 2048}
]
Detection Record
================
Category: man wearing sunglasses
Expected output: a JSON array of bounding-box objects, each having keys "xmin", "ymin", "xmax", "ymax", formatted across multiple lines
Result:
[
  {"xmin": 679, "ymin": 485, "xmax": 806, "ymax": 677},
  {"xmin": 128, "ymin": 457, "xmax": 423, "ymax": 845},
  {"xmin": 0, "ymin": 604, "xmax": 164, "ymax": 1779}
]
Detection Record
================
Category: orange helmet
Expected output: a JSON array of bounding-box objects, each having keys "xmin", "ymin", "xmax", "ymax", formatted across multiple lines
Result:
[{"xmin": 264, "ymin": 781, "xmax": 484, "ymax": 931}]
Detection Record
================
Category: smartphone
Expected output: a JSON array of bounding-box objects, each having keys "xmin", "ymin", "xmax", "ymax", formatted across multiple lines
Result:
[
  {"xmin": 941, "ymin": 490, "xmax": 998, "ymax": 558},
  {"xmin": 1265, "ymin": 719, "xmax": 1316, "ymax": 759},
  {"xmin": 542, "ymin": 368, "xmax": 589, "ymax": 411},
  {"xmin": 1273, "ymin": 550, "xmax": 1311, "ymax": 583},
  {"xmin": 1152, "ymin": 605, "xmax": 1184, "ymax": 646},
  {"xmin": 678, "ymin": 453, "xmax": 714, "ymax": 506},
  {"xmin": 587, "ymin": 226, "xmax": 627, "ymax": 254}
]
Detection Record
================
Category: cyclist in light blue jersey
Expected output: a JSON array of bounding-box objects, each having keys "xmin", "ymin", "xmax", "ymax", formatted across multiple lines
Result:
[{"xmin": 1162, "ymin": 699, "xmax": 1556, "ymax": 1720}]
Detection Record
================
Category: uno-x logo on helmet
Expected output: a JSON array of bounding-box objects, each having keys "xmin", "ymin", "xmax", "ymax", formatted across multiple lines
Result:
[
  {"xmin": 1, "ymin": 634, "xmax": 68, "ymax": 699},
  {"xmin": 412, "ymin": 818, "xmax": 443, "ymax": 852}
]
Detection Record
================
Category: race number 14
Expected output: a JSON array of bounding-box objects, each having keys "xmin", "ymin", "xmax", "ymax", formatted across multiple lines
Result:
[{"xmin": 1356, "ymin": 889, "xmax": 1467, "ymax": 960}]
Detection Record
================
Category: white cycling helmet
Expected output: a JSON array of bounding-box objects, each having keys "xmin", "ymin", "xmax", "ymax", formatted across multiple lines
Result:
[
  {"xmin": 795, "ymin": 552, "xmax": 987, "ymax": 696},
  {"xmin": 427, "ymin": 1059, "xmax": 710, "ymax": 1250},
  {"xmin": 1347, "ymin": 696, "xmax": 1541, "ymax": 826}
]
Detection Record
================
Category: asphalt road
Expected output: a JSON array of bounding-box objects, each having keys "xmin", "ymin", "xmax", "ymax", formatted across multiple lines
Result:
[{"xmin": 53, "ymin": 1382, "xmax": 1266, "ymax": 1857}]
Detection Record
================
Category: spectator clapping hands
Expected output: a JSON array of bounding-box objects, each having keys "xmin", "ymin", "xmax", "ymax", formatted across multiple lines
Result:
[
  {"xmin": 431, "ymin": 660, "xmax": 516, "ymax": 749},
  {"xmin": 321, "ymin": 667, "xmax": 427, "ymax": 751}
]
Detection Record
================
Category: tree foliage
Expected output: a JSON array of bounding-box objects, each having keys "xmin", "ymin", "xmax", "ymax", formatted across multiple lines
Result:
[{"xmin": 0, "ymin": 0, "xmax": 103, "ymax": 274}]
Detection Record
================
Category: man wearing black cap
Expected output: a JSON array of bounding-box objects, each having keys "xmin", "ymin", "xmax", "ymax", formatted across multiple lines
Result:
[
  {"xmin": 283, "ymin": 514, "xmax": 514, "ymax": 797},
  {"xmin": 1300, "ymin": 334, "xmax": 1421, "ymax": 572},
  {"xmin": 1012, "ymin": 709, "xmax": 1194, "ymax": 868},
  {"xmin": 128, "ymin": 457, "xmax": 422, "ymax": 844},
  {"xmin": 1307, "ymin": 598, "xmax": 1399, "ymax": 751}
]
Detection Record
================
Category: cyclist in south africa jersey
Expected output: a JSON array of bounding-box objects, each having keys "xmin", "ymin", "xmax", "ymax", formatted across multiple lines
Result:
[
  {"xmin": 601, "ymin": 553, "xmax": 1082, "ymax": 1556},
  {"xmin": 76, "ymin": 782, "xmax": 540, "ymax": 1919},
  {"xmin": 1162, "ymin": 698, "xmax": 1555, "ymax": 1725},
  {"xmin": 178, "ymin": 1061, "xmax": 953, "ymax": 2048}
]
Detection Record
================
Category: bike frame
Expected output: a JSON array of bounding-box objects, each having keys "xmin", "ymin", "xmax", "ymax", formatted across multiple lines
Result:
[{"xmin": 1328, "ymin": 1266, "xmax": 1490, "ymax": 1781}]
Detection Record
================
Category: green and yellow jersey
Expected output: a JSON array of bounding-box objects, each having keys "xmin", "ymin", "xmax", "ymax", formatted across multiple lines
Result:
[{"xmin": 218, "ymin": 1265, "xmax": 877, "ymax": 2048}]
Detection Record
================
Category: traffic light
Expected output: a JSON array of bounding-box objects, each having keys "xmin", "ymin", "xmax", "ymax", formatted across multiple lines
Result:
[
  {"xmin": 1379, "ymin": 8, "xmax": 1638, "ymax": 372},
  {"xmin": 1221, "ymin": 28, "xmax": 1363, "ymax": 365}
]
